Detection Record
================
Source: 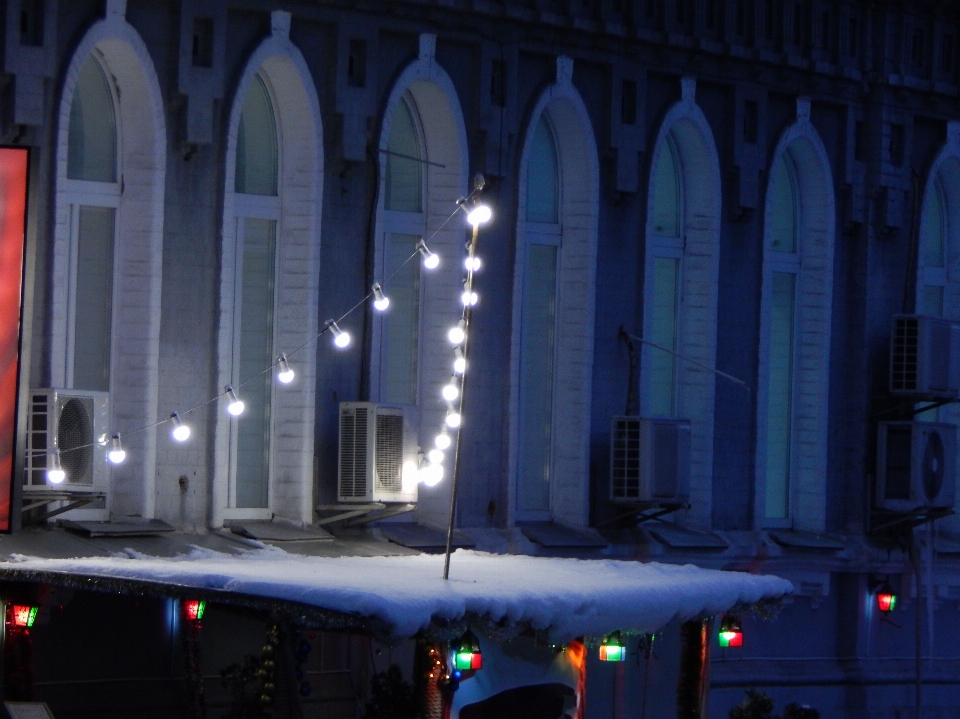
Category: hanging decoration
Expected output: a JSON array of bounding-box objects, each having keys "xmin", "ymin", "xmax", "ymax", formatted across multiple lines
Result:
[
  {"xmin": 453, "ymin": 628, "xmax": 483, "ymax": 671},
  {"xmin": 182, "ymin": 599, "xmax": 207, "ymax": 719},
  {"xmin": 10, "ymin": 604, "xmax": 38, "ymax": 628},
  {"xmin": 184, "ymin": 599, "xmax": 206, "ymax": 622},
  {"xmin": 258, "ymin": 622, "xmax": 280, "ymax": 713},
  {"xmin": 599, "ymin": 630, "xmax": 626, "ymax": 662},
  {"xmin": 718, "ymin": 615, "xmax": 743, "ymax": 647},
  {"xmin": 4, "ymin": 602, "xmax": 35, "ymax": 701},
  {"xmin": 875, "ymin": 583, "xmax": 897, "ymax": 613}
]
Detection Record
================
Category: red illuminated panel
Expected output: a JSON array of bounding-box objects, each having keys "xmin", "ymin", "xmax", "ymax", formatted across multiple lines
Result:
[{"xmin": 0, "ymin": 148, "xmax": 28, "ymax": 533}]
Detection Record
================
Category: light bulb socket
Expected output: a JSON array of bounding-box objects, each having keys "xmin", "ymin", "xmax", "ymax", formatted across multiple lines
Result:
[
  {"xmin": 372, "ymin": 283, "xmax": 390, "ymax": 310},
  {"xmin": 225, "ymin": 385, "xmax": 245, "ymax": 416},
  {"xmin": 417, "ymin": 240, "xmax": 439, "ymax": 268},
  {"xmin": 277, "ymin": 353, "xmax": 295, "ymax": 383},
  {"xmin": 325, "ymin": 320, "xmax": 351, "ymax": 348},
  {"xmin": 108, "ymin": 434, "xmax": 126, "ymax": 464},
  {"xmin": 170, "ymin": 412, "xmax": 191, "ymax": 442}
]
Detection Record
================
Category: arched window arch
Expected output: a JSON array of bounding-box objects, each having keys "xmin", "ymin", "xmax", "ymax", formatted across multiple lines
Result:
[
  {"xmin": 510, "ymin": 67, "xmax": 599, "ymax": 528},
  {"xmin": 640, "ymin": 91, "xmax": 721, "ymax": 529},
  {"xmin": 757, "ymin": 107, "xmax": 835, "ymax": 531},
  {"xmin": 214, "ymin": 24, "xmax": 323, "ymax": 526},
  {"xmin": 51, "ymin": 15, "xmax": 167, "ymax": 520}
]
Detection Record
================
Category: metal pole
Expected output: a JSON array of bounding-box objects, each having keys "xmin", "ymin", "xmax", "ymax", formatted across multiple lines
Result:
[{"xmin": 443, "ymin": 221, "xmax": 479, "ymax": 580}]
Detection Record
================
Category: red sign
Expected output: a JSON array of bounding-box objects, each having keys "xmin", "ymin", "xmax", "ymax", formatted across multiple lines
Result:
[{"xmin": 0, "ymin": 148, "xmax": 28, "ymax": 533}]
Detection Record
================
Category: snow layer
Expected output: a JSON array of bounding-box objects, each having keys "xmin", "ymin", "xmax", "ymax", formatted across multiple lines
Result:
[{"xmin": 0, "ymin": 547, "xmax": 791, "ymax": 641}]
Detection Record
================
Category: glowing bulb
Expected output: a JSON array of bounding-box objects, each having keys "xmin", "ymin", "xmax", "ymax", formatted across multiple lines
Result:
[
  {"xmin": 108, "ymin": 434, "xmax": 126, "ymax": 465},
  {"xmin": 326, "ymin": 320, "xmax": 351, "ymax": 348},
  {"xmin": 423, "ymin": 463, "xmax": 444, "ymax": 486},
  {"xmin": 225, "ymin": 386, "xmax": 245, "ymax": 416},
  {"xmin": 47, "ymin": 451, "xmax": 66, "ymax": 484},
  {"xmin": 448, "ymin": 320, "xmax": 466, "ymax": 345},
  {"xmin": 442, "ymin": 377, "xmax": 460, "ymax": 402},
  {"xmin": 464, "ymin": 256, "xmax": 482, "ymax": 272},
  {"xmin": 372, "ymin": 283, "xmax": 390, "ymax": 311},
  {"xmin": 453, "ymin": 348, "xmax": 466, "ymax": 375},
  {"xmin": 446, "ymin": 410, "xmax": 462, "ymax": 428},
  {"xmin": 417, "ymin": 240, "xmax": 439, "ymax": 269},
  {"xmin": 170, "ymin": 412, "xmax": 191, "ymax": 442},
  {"xmin": 277, "ymin": 353, "xmax": 295, "ymax": 384},
  {"xmin": 461, "ymin": 290, "xmax": 479, "ymax": 306},
  {"xmin": 428, "ymin": 448, "xmax": 444, "ymax": 464},
  {"xmin": 435, "ymin": 432, "xmax": 451, "ymax": 450},
  {"xmin": 466, "ymin": 204, "xmax": 492, "ymax": 226}
]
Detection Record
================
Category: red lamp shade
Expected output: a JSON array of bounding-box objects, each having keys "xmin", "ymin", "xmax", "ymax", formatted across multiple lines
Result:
[
  {"xmin": 10, "ymin": 605, "xmax": 37, "ymax": 628},
  {"xmin": 184, "ymin": 599, "xmax": 206, "ymax": 621},
  {"xmin": 718, "ymin": 615, "xmax": 743, "ymax": 648},
  {"xmin": 876, "ymin": 587, "xmax": 897, "ymax": 613}
]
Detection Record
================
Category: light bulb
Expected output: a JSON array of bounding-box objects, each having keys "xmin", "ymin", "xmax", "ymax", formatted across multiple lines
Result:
[
  {"xmin": 464, "ymin": 256, "xmax": 482, "ymax": 272},
  {"xmin": 446, "ymin": 410, "xmax": 462, "ymax": 428},
  {"xmin": 428, "ymin": 448, "xmax": 444, "ymax": 464},
  {"xmin": 461, "ymin": 290, "xmax": 479, "ymax": 307},
  {"xmin": 417, "ymin": 240, "xmax": 439, "ymax": 269},
  {"xmin": 47, "ymin": 451, "xmax": 66, "ymax": 484},
  {"xmin": 423, "ymin": 463, "xmax": 444, "ymax": 487},
  {"xmin": 453, "ymin": 348, "xmax": 466, "ymax": 375},
  {"xmin": 225, "ymin": 386, "xmax": 245, "ymax": 416},
  {"xmin": 435, "ymin": 432, "xmax": 451, "ymax": 450},
  {"xmin": 108, "ymin": 434, "xmax": 126, "ymax": 465},
  {"xmin": 170, "ymin": 412, "xmax": 191, "ymax": 442},
  {"xmin": 372, "ymin": 283, "xmax": 390, "ymax": 311},
  {"xmin": 448, "ymin": 319, "xmax": 466, "ymax": 345},
  {"xmin": 442, "ymin": 377, "xmax": 460, "ymax": 402},
  {"xmin": 466, "ymin": 204, "xmax": 492, "ymax": 227},
  {"xmin": 277, "ymin": 353, "xmax": 295, "ymax": 384},
  {"xmin": 326, "ymin": 320, "xmax": 351, "ymax": 348}
]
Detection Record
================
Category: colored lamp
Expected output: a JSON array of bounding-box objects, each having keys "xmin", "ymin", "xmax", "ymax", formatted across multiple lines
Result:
[
  {"xmin": 718, "ymin": 615, "xmax": 743, "ymax": 648},
  {"xmin": 10, "ymin": 605, "xmax": 38, "ymax": 628},
  {"xmin": 599, "ymin": 631, "xmax": 626, "ymax": 661},
  {"xmin": 454, "ymin": 629, "xmax": 483, "ymax": 671},
  {"xmin": 184, "ymin": 599, "xmax": 206, "ymax": 621},
  {"xmin": 876, "ymin": 584, "xmax": 897, "ymax": 613}
]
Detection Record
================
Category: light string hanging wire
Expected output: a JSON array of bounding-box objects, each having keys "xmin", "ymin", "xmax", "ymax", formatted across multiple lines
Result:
[
  {"xmin": 36, "ymin": 190, "xmax": 483, "ymax": 482},
  {"xmin": 442, "ymin": 173, "xmax": 492, "ymax": 581}
]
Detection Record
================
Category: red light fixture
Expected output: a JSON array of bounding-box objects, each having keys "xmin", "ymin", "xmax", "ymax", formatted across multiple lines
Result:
[
  {"xmin": 9, "ymin": 605, "xmax": 38, "ymax": 628},
  {"xmin": 876, "ymin": 584, "xmax": 897, "ymax": 613},
  {"xmin": 718, "ymin": 615, "xmax": 743, "ymax": 648},
  {"xmin": 184, "ymin": 599, "xmax": 206, "ymax": 621}
]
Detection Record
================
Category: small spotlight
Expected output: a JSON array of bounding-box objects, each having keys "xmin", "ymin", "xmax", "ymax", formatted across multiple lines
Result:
[
  {"xmin": 170, "ymin": 412, "xmax": 191, "ymax": 442},
  {"xmin": 372, "ymin": 283, "xmax": 390, "ymax": 311},
  {"xmin": 225, "ymin": 386, "xmax": 245, "ymax": 416},
  {"xmin": 277, "ymin": 353, "xmax": 295, "ymax": 384},
  {"xmin": 325, "ymin": 320, "xmax": 351, "ymax": 348},
  {"xmin": 108, "ymin": 434, "xmax": 126, "ymax": 465}
]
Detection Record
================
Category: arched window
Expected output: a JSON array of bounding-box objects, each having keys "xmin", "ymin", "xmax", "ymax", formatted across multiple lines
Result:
[
  {"xmin": 762, "ymin": 152, "xmax": 801, "ymax": 522},
  {"xmin": 230, "ymin": 72, "xmax": 279, "ymax": 510},
  {"xmin": 64, "ymin": 53, "xmax": 120, "ymax": 392},
  {"xmin": 517, "ymin": 116, "xmax": 561, "ymax": 515},
  {"xmin": 378, "ymin": 94, "xmax": 425, "ymax": 406},
  {"xmin": 919, "ymin": 176, "xmax": 947, "ymax": 317}
]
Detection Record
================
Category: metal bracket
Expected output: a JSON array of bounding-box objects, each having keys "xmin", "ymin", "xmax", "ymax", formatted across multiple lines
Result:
[
  {"xmin": 868, "ymin": 507, "xmax": 954, "ymax": 535},
  {"xmin": 597, "ymin": 501, "xmax": 689, "ymax": 527},
  {"xmin": 315, "ymin": 503, "xmax": 415, "ymax": 527}
]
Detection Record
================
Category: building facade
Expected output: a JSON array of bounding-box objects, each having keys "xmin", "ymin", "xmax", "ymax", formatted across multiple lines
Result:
[{"xmin": 5, "ymin": 0, "xmax": 960, "ymax": 716}]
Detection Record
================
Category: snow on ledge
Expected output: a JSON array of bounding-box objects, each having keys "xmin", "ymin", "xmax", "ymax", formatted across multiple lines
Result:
[{"xmin": 0, "ymin": 547, "xmax": 792, "ymax": 641}]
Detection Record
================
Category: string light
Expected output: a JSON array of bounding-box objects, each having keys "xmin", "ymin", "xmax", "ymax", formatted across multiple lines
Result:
[
  {"xmin": 466, "ymin": 203, "xmax": 492, "ymax": 227},
  {"xmin": 448, "ymin": 319, "xmax": 466, "ymax": 345},
  {"xmin": 461, "ymin": 282, "xmax": 478, "ymax": 307},
  {"xmin": 428, "ymin": 449, "xmax": 444, "ymax": 464},
  {"xmin": 325, "ymin": 320, "xmax": 351, "ymax": 348},
  {"xmin": 170, "ymin": 412, "xmax": 191, "ymax": 442},
  {"xmin": 277, "ymin": 353, "xmax": 295, "ymax": 384},
  {"xmin": 435, "ymin": 432, "xmax": 451, "ymax": 450},
  {"xmin": 417, "ymin": 240, "xmax": 440, "ymax": 269},
  {"xmin": 453, "ymin": 348, "xmax": 466, "ymax": 375},
  {"xmin": 47, "ymin": 450, "xmax": 66, "ymax": 484},
  {"xmin": 464, "ymin": 256, "xmax": 481, "ymax": 272},
  {"xmin": 225, "ymin": 386, "xmax": 245, "ymax": 416},
  {"xmin": 442, "ymin": 377, "xmax": 460, "ymax": 402},
  {"xmin": 372, "ymin": 282, "xmax": 390, "ymax": 311},
  {"xmin": 422, "ymin": 463, "xmax": 443, "ymax": 486},
  {"xmin": 445, "ymin": 408, "xmax": 461, "ymax": 428},
  {"xmin": 107, "ymin": 434, "xmax": 126, "ymax": 464}
]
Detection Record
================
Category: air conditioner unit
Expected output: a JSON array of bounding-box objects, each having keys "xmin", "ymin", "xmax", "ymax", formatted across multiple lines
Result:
[
  {"xmin": 890, "ymin": 315, "xmax": 960, "ymax": 398},
  {"xmin": 610, "ymin": 417, "xmax": 690, "ymax": 503},
  {"xmin": 24, "ymin": 389, "xmax": 109, "ymax": 490},
  {"xmin": 338, "ymin": 402, "xmax": 417, "ymax": 503},
  {"xmin": 876, "ymin": 421, "xmax": 956, "ymax": 512}
]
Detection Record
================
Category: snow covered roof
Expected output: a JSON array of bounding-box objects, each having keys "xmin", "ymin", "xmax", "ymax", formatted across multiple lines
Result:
[{"xmin": 0, "ymin": 546, "xmax": 791, "ymax": 641}]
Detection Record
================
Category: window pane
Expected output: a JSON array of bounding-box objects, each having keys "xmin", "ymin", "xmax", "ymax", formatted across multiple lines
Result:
[
  {"xmin": 236, "ymin": 218, "xmax": 276, "ymax": 508},
  {"xmin": 517, "ymin": 244, "xmax": 557, "ymax": 512},
  {"xmin": 67, "ymin": 56, "xmax": 117, "ymax": 182},
  {"xmin": 768, "ymin": 154, "xmax": 797, "ymax": 253},
  {"xmin": 526, "ymin": 117, "xmax": 559, "ymax": 223},
  {"xmin": 649, "ymin": 257, "xmax": 679, "ymax": 415},
  {"xmin": 385, "ymin": 98, "xmax": 422, "ymax": 212},
  {"xmin": 652, "ymin": 138, "xmax": 681, "ymax": 237},
  {"xmin": 922, "ymin": 179, "xmax": 946, "ymax": 269},
  {"xmin": 765, "ymin": 271, "xmax": 796, "ymax": 520},
  {"xmin": 380, "ymin": 233, "xmax": 420, "ymax": 405},
  {"xmin": 235, "ymin": 74, "xmax": 278, "ymax": 196},
  {"xmin": 72, "ymin": 206, "xmax": 115, "ymax": 391}
]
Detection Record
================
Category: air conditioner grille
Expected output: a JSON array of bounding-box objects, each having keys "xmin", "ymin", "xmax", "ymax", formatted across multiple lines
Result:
[
  {"xmin": 883, "ymin": 425, "xmax": 912, "ymax": 501},
  {"xmin": 375, "ymin": 413, "xmax": 404, "ymax": 492},
  {"xmin": 58, "ymin": 397, "xmax": 94, "ymax": 485},
  {"xmin": 652, "ymin": 422, "xmax": 679, "ymax": 498},
  {"xmin": 611, "ymin": 417, "xmax": 641, "ymax": 500},
  {"xmin": 891, "ymin": 316, "xmax": 918, "ymax": 392},
  {"xmin": 339, "ymin": 406, "xmax": 369, "ymax": 499}
]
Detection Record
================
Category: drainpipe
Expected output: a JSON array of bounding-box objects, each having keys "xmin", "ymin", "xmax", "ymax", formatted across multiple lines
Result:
[{"xmin": 677, "ymin": 618, "xmax": 713, "ymax": 719}]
